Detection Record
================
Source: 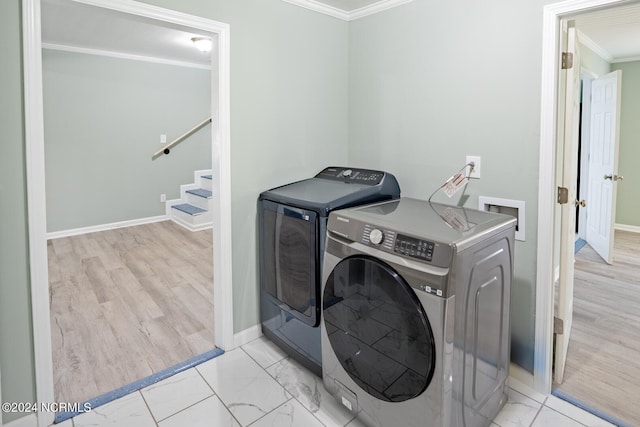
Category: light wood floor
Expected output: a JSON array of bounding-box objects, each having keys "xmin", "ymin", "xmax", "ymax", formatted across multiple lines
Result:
[
  {"xmin": 554, "ymin": 230, "xmax": 640, "ymax": 425},
  {"xmin": 48, "ymin": 220, "xmax": 214, "ymax": 404}
]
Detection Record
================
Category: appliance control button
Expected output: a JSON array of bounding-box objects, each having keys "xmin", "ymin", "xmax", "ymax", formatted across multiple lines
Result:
[
  {"xmin": 342, "ymin": 169, "xmax": 353, "ymax": 177},
  {"xmin": 369, "ymin": 228, "xmax": 384, "ymax": 245}
]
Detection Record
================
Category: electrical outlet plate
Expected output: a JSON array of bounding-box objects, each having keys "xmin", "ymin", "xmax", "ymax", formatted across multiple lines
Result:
[
  {"xmin": 160, "ymin": 134, "xmax": 167, "ymax": 144},
  {"xmin": 466, "ymin": 155, "xmax": 481, "ymax": 179},
  {"xmin": 160, "ymin": 194, "xmax": 166, "ymax": 202}
]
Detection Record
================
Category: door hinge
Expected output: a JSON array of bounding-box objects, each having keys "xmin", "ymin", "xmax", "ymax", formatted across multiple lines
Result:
[
  {"xmin": 554, "ymin": 316, "xmax": 564, "ymax": 334},
  {"xmin": 557, "ymin": 186, "xmax": 569, "ymax": 204},
  {"xmin": 562, "ymin": 52, "xmax": 573, "ymax": 69}
]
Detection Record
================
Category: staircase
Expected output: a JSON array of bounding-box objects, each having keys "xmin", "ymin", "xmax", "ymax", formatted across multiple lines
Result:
[{"xmin": 166, "ymin": 169, "xmax": 213, "ymax": 231}]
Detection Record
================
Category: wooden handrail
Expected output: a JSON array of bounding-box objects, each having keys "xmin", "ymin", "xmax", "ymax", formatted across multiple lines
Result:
[{"xmin": 152, "ymin": 117, "xmax": 212, "ymax": 159}]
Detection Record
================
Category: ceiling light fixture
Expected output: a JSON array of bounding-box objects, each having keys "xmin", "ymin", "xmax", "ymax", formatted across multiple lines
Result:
[{"xmin": 191, "ymin": 37, "xmax": 212, "ymax": 53}]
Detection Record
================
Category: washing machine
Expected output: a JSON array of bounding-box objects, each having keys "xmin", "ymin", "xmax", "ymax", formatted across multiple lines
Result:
[
  {"xmin": 258, "ymin": 167, "xmax": 400, "ymax": 376},
  {"xmin": 321, "ymin": 197, "xmax": 516, "ymax": 427}
]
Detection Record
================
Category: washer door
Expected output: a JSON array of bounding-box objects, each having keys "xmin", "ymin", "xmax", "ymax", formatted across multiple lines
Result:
[{"xmin": 323, "ymin": 255, "xmax": 436, "ymax": 402}]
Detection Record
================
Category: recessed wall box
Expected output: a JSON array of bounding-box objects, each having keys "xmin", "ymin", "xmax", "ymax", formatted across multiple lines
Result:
[{"xmin": 478, "ymin": 196, "xmax": 525, "ymax": 241}]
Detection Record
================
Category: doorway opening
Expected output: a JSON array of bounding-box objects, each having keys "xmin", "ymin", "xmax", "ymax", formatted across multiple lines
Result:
[
  {"xmin": 43, "ymin": 0, "xmax": 217, "ymax": 414},
  {"xmin": 539, "ymin": 2, "xmax": 638, "ymax": 426},
  {"xmin": 24, "ymin": 1, "xmax": 232, "ymax": 425},
  {"xmin": 554, "ymin": 24, "xmax": 636, "ymax": 427}
]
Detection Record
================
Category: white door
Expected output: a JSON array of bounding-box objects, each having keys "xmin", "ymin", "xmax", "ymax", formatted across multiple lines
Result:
[
  {"xmin": 586, "ymin": 70, "xmax": 622, "ymax": 264},
  {"xmin": 555, "ymin": 24, "xmax": 580, "ymax": 385},
  {"xmin": 577, "ymin": 72, "xmax": 596, "ymax": 241}
]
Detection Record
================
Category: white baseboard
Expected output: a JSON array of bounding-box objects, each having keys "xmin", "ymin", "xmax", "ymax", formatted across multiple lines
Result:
[
  {"xmin": 169, "ymin": 216, "xmax": 213, "ymax": 233},
  {"xmin": 509, "ymin": 366, "xmax": 547, "ymax": 403},
  {"xmin": 4, "ymin": 414, "xmax": 37, "ymax": 427},
  {"xmin": 233, "ymin": 324, "xmax": 262, "ymax": 348},
  {"xmin": 509, "ymin": 363, "xmax": 534, "ymax": 388},
  {"xmin": 615, "ymin": 223, "xmax": 640, "ymax": 234},
  {"xmin": 47, "ymin": 215, "xmax": 169, "ymax": 239}
]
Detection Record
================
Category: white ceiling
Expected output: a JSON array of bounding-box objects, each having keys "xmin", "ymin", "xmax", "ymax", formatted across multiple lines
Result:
[
  {"xmin": 571, "ymin": 2, "xmax": 640, "ymax": 62},
  {"xmin": 41, "ymin": 0, "xmax": 640, "ymax": 66},
  {"xmin": 41, "ymin": 0, "xmax": 215, "ymax": 67}
]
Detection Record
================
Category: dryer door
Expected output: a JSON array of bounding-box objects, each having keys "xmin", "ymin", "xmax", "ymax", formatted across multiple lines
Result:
[
  {"xmin": 260, "ymin": 200, "xmax": 320, "ymax": 326},
  {"xmin": 323, "ymin": 255, "xmax": 436, "ymax": 402}
]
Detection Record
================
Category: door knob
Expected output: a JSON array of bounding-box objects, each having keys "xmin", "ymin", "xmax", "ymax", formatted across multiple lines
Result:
[
  {"xmin": 575, "ymin": 199, "xmax": 587, "ymax": 208},
  {"xmin": 604, "ymin": 174, "xmax": 624, "ymax": 181}
]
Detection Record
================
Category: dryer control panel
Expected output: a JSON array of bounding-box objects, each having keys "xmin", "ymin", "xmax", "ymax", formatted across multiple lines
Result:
[{"xmin": 315, "ymin": 167, "xmax": 384, "ymax": 185}]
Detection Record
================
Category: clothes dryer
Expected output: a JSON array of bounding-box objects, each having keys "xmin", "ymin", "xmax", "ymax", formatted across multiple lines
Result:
[
  {"xmin": 259, "ymin": 167, "xmax": 400, "ymax": 376},
  {"xmin": 321, "ymin": 197, "xmax": 516, "ymax": 427}
]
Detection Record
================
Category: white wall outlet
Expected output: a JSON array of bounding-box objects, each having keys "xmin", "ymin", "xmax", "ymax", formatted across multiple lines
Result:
[
  {"xmin": 160, "ymin": 134, "xmax": 167, "ymax": 144},
  {"xmin": 160, "ymin": 193, "xmax": 166, "ymax": 202},
  {"xmin": 466, "ymin": 155, "xmax": 481, "ymax": 179}
]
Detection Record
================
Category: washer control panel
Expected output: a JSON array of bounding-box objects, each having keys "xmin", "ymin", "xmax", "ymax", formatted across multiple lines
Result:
[
  {"xmin": 369, "ymin": 228, "xmax": 384, "ymax": 245},
  {"xmin": 362, "ymin": 226, "xmax": 436, "ymax": 263},
  {"xmin": 362, "ymin": 225, "xmax": 396, "ymax": 251},
  {"xmin": 394, "ymin": 234, "xmax": 435, "ymax": 262}
]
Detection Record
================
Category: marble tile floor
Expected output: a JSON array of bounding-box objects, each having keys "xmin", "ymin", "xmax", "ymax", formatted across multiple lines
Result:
[{"xmin": 54, "ymin": 336, "xmax": 617, "ymax": 427}]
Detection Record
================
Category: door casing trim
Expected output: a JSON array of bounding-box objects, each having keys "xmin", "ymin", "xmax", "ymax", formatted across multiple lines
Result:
[
  {"xmin": 536, "ymin": 0, "xmax": 631, "ymax": 394},
  {"xmin": 22, "ymin": 1, "xmax": 233, "ymax": 426}
]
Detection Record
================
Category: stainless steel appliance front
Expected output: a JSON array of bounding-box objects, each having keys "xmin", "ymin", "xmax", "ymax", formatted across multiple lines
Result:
[{"xmin": 321, "ymin": 198, "xmax": 516, "ymax": 427}]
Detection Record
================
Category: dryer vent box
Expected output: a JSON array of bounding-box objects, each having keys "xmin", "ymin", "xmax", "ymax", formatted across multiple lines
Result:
[{"xmin": 478, "ymin": 196, "xmax": 525, "ymax": 242}]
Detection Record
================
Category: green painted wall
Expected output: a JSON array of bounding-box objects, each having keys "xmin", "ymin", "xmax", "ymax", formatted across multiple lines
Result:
[
  {"xmin": 0, "ymin": 1, "xmax": 37, "ymax": 424},
  {"xmin": 11, "ymin": 0, "xmax": 633, "ymax": 420},
  {"xmin": 611, "ymin": 61, "xmax": 640, "ymax": 228},
  {"xmin": 43, "ymin": 50, "xmax": 212, "ymax": 232},
  {"xmin": 1, "ymin": 1, "xmax": 348, "ymax": 421},
  {"xmin": 347, "ymin": 0, "xmax": 552, "ymax": 372},
  {"xmin": 188, "ymin": 0, "xmax": 350, "ymax": 335}
]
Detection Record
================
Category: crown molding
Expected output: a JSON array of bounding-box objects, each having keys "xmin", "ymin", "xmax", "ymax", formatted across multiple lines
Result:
[
  {"xmin": 349, "ymin": 0, "xmax": 414, "ymax": 20},
  {"xmin": 281, "ymin": 0, "xmax": 414, "ymax": 21},
  {"xmin": 610, "ymin": 54, "xmax": 640, "ymax": 63},
  {"xmin": 42, "ymin": 42, "xmax": 211, "ymax": 70},
  {"xmin": 577, "ymin": 30, "xmax": 640, "ymax": 64},
  {"xmin": 577, "ymin": 29, "xmax": 613, "ymax": 63},
  {"xmin": 281, "ymin": 0, "xmax": 349, "ymax": 20}
]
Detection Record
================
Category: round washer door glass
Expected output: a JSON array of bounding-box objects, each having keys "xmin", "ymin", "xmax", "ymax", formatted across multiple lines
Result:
[{"xmin": 323, "ymin": 255, "xmax": 436, "ymax": 402}]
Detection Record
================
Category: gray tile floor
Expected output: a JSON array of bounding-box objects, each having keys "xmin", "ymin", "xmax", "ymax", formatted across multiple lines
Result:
[{"xmin": 55, "ymin": 336, "xmax": 616, "ymax": 427}]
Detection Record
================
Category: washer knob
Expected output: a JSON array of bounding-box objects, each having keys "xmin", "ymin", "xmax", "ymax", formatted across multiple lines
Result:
[
  {"xmin": 342, "ymin": 169, "xmax": 353, "ymax": 177},
  {"xmin": 369, "ymin": 229, "xmax": 384, "ymax": 245}
]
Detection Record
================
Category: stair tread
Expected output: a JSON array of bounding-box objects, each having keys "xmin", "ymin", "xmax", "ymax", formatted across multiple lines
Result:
[
  {"xmin": 171, "ymin": 203, "xmax": 207, "ymax": 216},
  {"xmin": 186, "ymin": 188, "xmax": 213, "ymax": 199}
]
